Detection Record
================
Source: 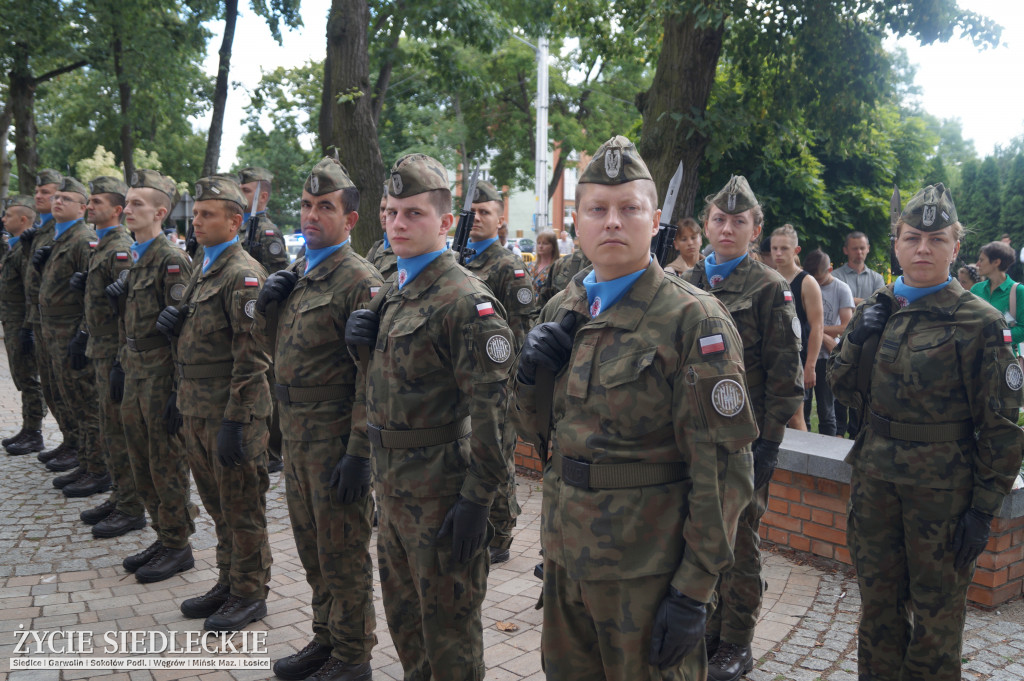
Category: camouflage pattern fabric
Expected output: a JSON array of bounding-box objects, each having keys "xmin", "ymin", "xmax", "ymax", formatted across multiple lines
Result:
[
  {"xmin": 241, "ymin": 213, "xmax": 288, "ymax": 274},
  {"xmin": 23, "ymin": 217, "xmax": 55, "ymax": 326},
  {"xmin": 366, "ymin": 239, "xmax": 398, "ymax": 282},
  {"xmin": 513, "ymin": 263, "xmax": 756, "ymax": 676},
  {"xmin": 537, "ymin": 248, "xmax": 591, "ymax": 308},
  {"xmin": 0, "ymin": 239, "xmax": 45, "ymax": 430},
  {"xmin": 39, "ymin": 219, "xmax": 102, "ymax": 473},
  {"xmin": 828, "ymin": 280, "xmax": 1024, "ymax": 681},
  {"xmin": 94, "ymin": 357, "xmax": 142, "ymax": 517}
]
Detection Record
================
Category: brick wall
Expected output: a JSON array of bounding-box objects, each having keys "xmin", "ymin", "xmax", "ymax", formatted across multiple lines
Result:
[{"xmin": 515, "ymin": 439, "xmax": 543, "ymax": 475}]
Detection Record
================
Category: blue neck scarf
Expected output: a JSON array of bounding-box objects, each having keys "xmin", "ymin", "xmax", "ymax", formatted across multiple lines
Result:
[
  {"xmin": 37, "ymin": 213, "xmax": 53, "ymax": 227},
  {"xmin": 243, "ymin": 209, "xmax": 264, "ymax": 224},
  {"xmin": 130, "ymin": 236, "xmax": 158, "ymax": 263},
  {"xmin": 893, "ymin": 275, "xmax": 951, "ymax": 308},
  {"xmin": 54, "ymin": 219, "xmax": 81, "ymax": 241},
  {"xmin": 464, "ymin": 236, "xmax": 498, "ymax": 263},
  {"xmin": 396, "ymin": 248, "xmax": 446, "ymax": 289},
  {"xmin": 705, "ymin": 252, "xmax": 747, "ymax": 287},
  {"xmin": 202, "ymin": 235, "xmax": 239, "ymax": 273},
  {"xmin": 9, "ymin": 236, "xmax": 20, "ymax": 249},
  {"xmin": 96, "ymin": 225, "xmax": 119, "ymax": 240},
  {"xmin": 381, "ymin": 233, "xmax": 390, "ymax": 248},
  {"xmin": 582, "ymin": 259, "xmax": 649, "ymax": 317},
  {"xmin": 304, "ymin": 239, "xmax": 348, "ymax": 275}
]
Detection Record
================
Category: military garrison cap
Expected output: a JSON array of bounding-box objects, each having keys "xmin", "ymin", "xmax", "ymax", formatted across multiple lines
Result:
[
  {"xmin": 707, "ymin": 175, "xmax": 758, "ymax": 215},
  {"xmin": 130, "ymin": 169, "xmax": 177, "ymax": 200},
  {"xmin": 36, "ymin": 169, "xmax": 62, "ymax": 187},
  {"xmin": 59, "ymin": 177, "xmax": 89, "ymax": 200},
  {"xmin": 238, "ymin": 166, "xmax": 274, "ymax": 184},
  {"xmin": 194, "ymin": 176, "xmax": 247, "ymax": 208},
  {"xmin": 899, "ymin": 183, "xmax": 958, "ymax": 232},
  {"xmin": 578, "ymin": 135, "xmax": 653, "ymax": 186},
  {"xmin": 387, "ymin": 153, "xmax": 449, "ymax": 198},
  {"xmin": 88, "ymin": 176, "xmax": 129, "ymax": 198},
  {"xmin": 3, "ymin": 195, "xmax": 35, "ymax": 212},
  {"xmin": 304, "ymin": 157, "xmax": 355, "ymax": 196},
  {"xmin": 472, "ymin": 180, "xmax": 503, "ymax": 205}
]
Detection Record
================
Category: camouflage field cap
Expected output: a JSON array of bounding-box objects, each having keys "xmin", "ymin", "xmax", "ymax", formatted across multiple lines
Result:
[
  {"xmin": 304, "ymin": 157, "xmax": 355, "ymax": 196},
  {"xmin": 708, "ymin": 175, "xmax": 758, "ymax": 215},
  {"xmin": 238, "ymin": 166, "xmax": 274, "ymax": 184},
  {"xmin": 3, "ymin": 195, "xmax": 36, "ymax": 212},
  {"xmin": 36, "ymin": 169, "xmax": 62, "ymax": 187},
  {"xmin": 472, "ymin": 180, "xmax": 502, "ymax": 204},
  {"xmin": 387, "ymin": 153, "xmax": 449, "ymax": 198},
  {"xmin": 59, "ymin": 177, "xmax": 89, "ymax": 200},
  {"xmin": 88, "ymin": 175, "xmax": 129, "ymax": 198},
  {"xmin": 899, "ymin": 183, "xmax": 958, "ymax": 232},
  {"xmin": 129, "ymin": 169, "xmax": 177, "ymax": 200},
  {"xmin": 194, "ymin": 176, "xmax": 246, "ymax": 208},
  {"xmin": 578, "ymin": 135, "xmax": 653, "ymax": 186}
]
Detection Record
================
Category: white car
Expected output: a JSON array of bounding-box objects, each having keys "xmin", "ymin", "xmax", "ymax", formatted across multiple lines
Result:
[{"xmin": 284, "ymin": 234, "xmax": 305, "ymax": 262}]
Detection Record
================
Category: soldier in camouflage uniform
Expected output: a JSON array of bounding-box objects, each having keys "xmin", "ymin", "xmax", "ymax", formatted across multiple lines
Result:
[
  {"xmin": 0, "ymin": 195, "xmax": 46, "ymax": 455},
  {"xmin": 104, "ymin": 170, "xmax": 196, "ymax": 579},
  {"xmin": 512, "ymin": 136, "xmax": 757, "ymax": 681},
  {"xmin": 260, "ymin": 158, "xmax": 380, "ymax": 681},
  {"xmin": 685, "ymin": 176, "xmax": 804, "ymax": 681},
  {"xmin": 462, "ymin": 180, "xmax": 536, "ymax": 563},
  {"xmin": 74, "ymin": 177, "xmax": 146, "ymax": 536},
  {"xmin": 345, "ymin": 153, "xmax": 514, "ymax": 681},
  {"xmin": 827, "ymin": 184, "xmax": 1024, "ymax": 681},
  {"xmin": 36, "ymin": 177, "xmax": 110, "ymax": 497},
  {"xmin": 158, "ymin": 176, "xmax": 272, "ymax": 632},
  {"xmin": 366, "ymin": 189, "xmax": 398, "ymax": 281},
  {"xmin": 537, "ymin": 243, "xmax": 590, "ymax": 308}
]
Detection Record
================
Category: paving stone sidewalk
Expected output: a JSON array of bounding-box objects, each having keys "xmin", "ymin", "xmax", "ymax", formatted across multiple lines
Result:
[{"xmin": 0, "ymin": 345, "xmax": 1022, "ymax": 680}]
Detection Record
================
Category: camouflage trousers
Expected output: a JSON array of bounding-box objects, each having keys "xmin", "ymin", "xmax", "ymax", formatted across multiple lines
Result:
[
  {"xmin": 267, "ymin": 367, "xmax": 282, "ymax": 465},
  {"xmin": 121, "ymin": 373, "xmax": 194, "ymax": 543},
  {"xmin": 848, "ymin": 470, "xmax": 974, "ymax": 681},
  {"xmin": 707, "ymin": 481, "xmax": 768, "ymax": 646},
  {"xmin": 93, "ymin": 356, "xmax": 141, "ymax": 517},
  {"xmin": 41, "ymin": 318, "xmax": 101, "ymax": 472},
  {"xmin": 284, "ymin": 439, "xmax": 376, "ymax": 663},
  {"xmin": 488, "ymin": 470, "xmax": 521, "ymax": 551},
  {"xmin": 542, "ymin": 558, "xmax": 707, "ymax": 681},
  {"xmin": 1, "ymin": 320, "xmax": 45, "ymax": 430},
  {"xmin": 183, "ymin": 416, "xmax": 271, "ymax": 599},
  {"xmin": 377, "ymin": 494, "xmax": 489, "ymax": 681},
  {"xmin": 33, "ymin": 322, "xmax": 74, "ymax": 445}
]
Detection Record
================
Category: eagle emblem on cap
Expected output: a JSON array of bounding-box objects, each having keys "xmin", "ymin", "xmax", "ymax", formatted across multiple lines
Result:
[
  {"xmin": 36, "ymin": 175, "xmax": 42, "ymax": 185},
  {"xmin": 391, "ymin": 172, "xmax": 403, "ymax": 195},
  {"xmin": 88, "ymin": 181, "xmax": 95, "ymax": 193},
  {"xmin": 922, "ymin": 205, "xmax": 936, "ymax": 227},
  {"xmin": 131, "ymin": 171, "xmax": 139, "ymax": 186},
  {"xmin": 727, "ymin": 194, "xmax": 737, "ymax": 212},
  {"xmin": 310, "ymin": 175, "xmax": 319, "ymax": 194},
  {"xmin": 194, "ymin": 183, "xmax": 203, "ymax": 199},
  {"xmin": 604, "ymin": 148, "xmax": 622, "ymax": 178}
]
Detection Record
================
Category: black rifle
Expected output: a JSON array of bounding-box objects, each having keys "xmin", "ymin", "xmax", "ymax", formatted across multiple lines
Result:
[
  {"xmin": 451, "ymin": 166, "xmax": 481, "ymax": 266},
  {"xmin": 244, "ymin": 212, "xmax": 262, "ymax": 262},
  {"xmin": 652, "ymin": 162, "xmax": 683, "ymax": 266}
]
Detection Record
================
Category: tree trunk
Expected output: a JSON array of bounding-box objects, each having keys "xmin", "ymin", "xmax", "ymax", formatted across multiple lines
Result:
[
  {"xmin": 638, "ymin": 10, "xmax": 725, "ymax": 220},
  {"xmin": 113, "ymin": 37, "xmax": 135, "ymax": 181},
  {"xmin": 10, "ymin": 47, "xmax": 38, "ymax": 194},
  {"xmin": 371, "ymin": 0, "xmax": 404, "ymax": 127},
  {"xmin": 0, "ymin": 104, "xmax": 12, "ymax": 204},
  {"xmin": 321, "ymin": 0, "xmax": 386, "ymax": 255},
  {"xmin": 202, "ymin": 0, "xmax": 239, "ymax": 176}
]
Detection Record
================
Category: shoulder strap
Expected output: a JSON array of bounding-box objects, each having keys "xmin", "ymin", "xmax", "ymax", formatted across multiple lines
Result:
[
  {"xmin": 1011, "ymin": 282, "xmax": 1018, "ymax": 323},
  {"xmin": 356, "ymin": 280, "xmax": 395, "ymax": 375},
  {"xmin": 534, "ymin": 309, "xmax": 582, "ymax": 464}
]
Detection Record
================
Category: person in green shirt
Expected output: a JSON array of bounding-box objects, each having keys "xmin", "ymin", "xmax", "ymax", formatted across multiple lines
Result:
[{"xmin": 972, "ymin": 240, "xmax": 1024, "ymax": 357}]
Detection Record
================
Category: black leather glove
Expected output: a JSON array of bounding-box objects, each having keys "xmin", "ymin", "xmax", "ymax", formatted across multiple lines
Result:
[
  {"xmin": 345, "ymin": 308, "xmax": 380, "ymax": 347},
  {"xmin": 156, "ymin": 306, "xmax": 184, "ymax": 339},
  {"xmin": 68, "ymin": 271, "xmax": 87, "ymax": 291},
  {"xmin": 847, "ymin": 298, "xmax": 892, "ymax": 346},
  {"xmin": 328, "ymin": 454, "xmax": 371, "ymax": 504},
  {"xmin": 109, "ymin": 360, "xmax": 125, "ymax": 403},
  {"xmin": 216, "ymin": 420, "xmax": 246, "ymax": 467},
  {"xmin": 32, "ymin": 246, "xmax": 52, "ymax": 273},
  {"xmin": 952, "ymin": 508, "xmax": 993, "ymax": 570},
  {"xmin": 185, "ymin": 234, "xmax": 198, "ymax": 258},
  {"xmin": 649, "ymin": 588, "xmax": 706, "ymax": 669},
  {"xmin": 436, "ymin": 496, "xmax": 489, "ymax": 565},
  {"xmin": 517, "ymin": 320, "xmax": 574, "ymax": 385},
  {"xmin": 19, "ymin": 327, "xmax": 34, "ymax": 355},
  {"xmin": 255, "ymin": 270, "xmax": 298, "ymax": 315},
  {"xmin": 105, "ymin": 278, "xmax": 126, "ymax": 315},
  {"xmin": 67, "ymin": 330, "xmax": 89, "ymax": 370},
  {"xmin": 20, "ymin": 227, "xmax": 37, "ymax": 247},
  {"xmin": 163, "ymin": 391, "xmax": 183, "ymax": 435},
  {"xmin": 753, "ymin": 439, "xmax": 780, "ymax": 490}
]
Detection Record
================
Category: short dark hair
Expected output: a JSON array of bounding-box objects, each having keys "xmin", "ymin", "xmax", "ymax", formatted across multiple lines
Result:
[
  {"xmin": 98, "ymin": 192, "xmax": 125, "ymax": 209},
  {"xmin": 981, "ymin": 241, "xmax": 1016, "ymax": 272},
  {"xmin": 676, "ymin": 216, "xmax": 702, "ymax": 236},
  {"xmin": 803, "ymin": 248, "xmax": 830, "ymax": 275},
  {"xmin": 424, "ymin": 188, "xmax": 453, "ymax": 217},
  {"xmin": 340, "ymin": 187, "xmax": 360, "ymax": 214},
  {"xmin": 845, "ymin": 231, "xmax": 868, "ymax": 245}
]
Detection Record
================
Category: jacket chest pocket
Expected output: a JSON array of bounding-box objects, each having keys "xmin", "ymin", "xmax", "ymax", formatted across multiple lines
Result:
[
  {"xmin": 286, "ymin": 291, "xmax": 336, "ymax": 346},
  {"xmin": 727, "ymin": 298, "xmax": 759, "ymax": 348},
  {"xmin": 904, "ymin": 324, "xmax": 956, "ymax": 378},
  {"xmin": 381, "ymin": 313, "xmax": 442, "ymax": 380},
  {"xmin": 127, "ymin": 273, "xmax": 160, "ymax": 325},
  {"xmin": 185, "ymin": 286, "xmax": 229, "ymax": 336},
  {"xmin": 593, "ymin": 346, "xmax": 661, "ymax": 426}
]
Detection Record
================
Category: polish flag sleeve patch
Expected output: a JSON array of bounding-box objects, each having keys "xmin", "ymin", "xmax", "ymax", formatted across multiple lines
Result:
[
  {"xmin": 1004, "ymin": 328, "xmax": 1013, "ymax": 344},
  {"xmin": 244, "ymin": 276, "xmax": 259, "ymax": 287},
  {"xmin": 166, "ymin": 264, "xmax": 180, "ymax": 274},
  {"xmin": 699, "ymin": 334, "xmax": 726, "ymax": 356},
  {"xmin": 783, "ymin": 290, "xmax": 793, "ymax": 302},
  {"xmin": 476, "ymin": 301, "xmax": 495, "ymax": 317},
  {"xmin": 514, "ymin": 269, "xmax": 526, "ymax": 278}
]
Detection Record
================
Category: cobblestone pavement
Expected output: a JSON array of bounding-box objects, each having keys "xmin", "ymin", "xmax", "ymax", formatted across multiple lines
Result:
[{"xmin": 0, "ymin": 344, "xmax": 1022, "ymax": 679}]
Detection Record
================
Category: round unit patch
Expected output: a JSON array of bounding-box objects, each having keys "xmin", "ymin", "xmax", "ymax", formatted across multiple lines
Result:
[
  {"xmin": 268, "ymin": 242, "xmax": 283, "ymax": 255},
  {"xmin": 516, "ymin": 287, "xmax": 533, "ymax": 305},
  {"xmin": 1006, "ymin": 362, "xmax": 1024, "ymax": 392},
  {"xmin": 169, "ymin": 283, "xmax": 186, "ymax": 301},
  {"xmin": 792, "ymin": 316, "xmax": 801, "ymax": 339},
  {"xmin": 244, "ymin": 299, "xmax": 256, "ymax": 319},
  {"xmin": 485, "ymin": 334, "xmax": 512, "ymax": 363},
  {"xmin": 711, "ymin": 379, "xmax": 745, "ymax": 417},
  {"xmin": 118, "ymin": 269, "xmax": 129, "ymax": 282}
]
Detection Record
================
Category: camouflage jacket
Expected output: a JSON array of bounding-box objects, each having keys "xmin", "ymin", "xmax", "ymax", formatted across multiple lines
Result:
[
  {"xmin": 366, "ymin": 238, "xmax": 398, "ymax": 282},
  {"xmin": 537, "ymin": 248, "xmax": 591, "ymax": 308},
  {"xmin": 0, "ymin": 238, "xmax": 29, "ymax": 325},
  {"xmin": 827, "ymin": 280, "xmax": 1024, "ymax": 515},
  {"xmin": 23, "ymin": 217, "xmax": 56, "ymax": 326},
  {"xmin": 39, "ymin": 219, "xmax": 95, "ymax": 329},
  {"xmin": 361, "ymin": 249, "xmax": 514, "ymax": 504},
  {"xmin": 462, "ymin": 240, "xmax": 537, "ymax": 348},
  {"xmin": 176, "ymin": 241, "xmax": 271, "ymax": 422},
  {"xmin": 85, "ymin": 226, "xmax": 133, "ymax": 359},
  {"xmin": 241, "ymin": 213, "xmax": 288, "ymax": 274},
  {"xmin": 686, "ymin": 256, "xmax": 804, "ymax": 443},
  {"xmin": 263, "ymin": 243, "xmax": 382, "ymax": 445},
  {"xmin": 118, "ymin": 235, "xmax": 192, "ymax": 377}
]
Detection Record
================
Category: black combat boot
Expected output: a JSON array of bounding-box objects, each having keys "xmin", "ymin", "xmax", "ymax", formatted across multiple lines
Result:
[
  {"xmin": 2, "ymin": 428, "xmax": 27, "ymax": 447},
  {"xmin": 306, "ymin": 658, "xmax": 372, "ymax": 681},
  {"xmin": 204, "ymin": 594, "xmax": 268, "ymax": 631},
  {"xmin": 46, "ymin": 448, "xmax": 79, "ymax": 472},
  {"xmin": 38, "ymin": 441, "xmax": 68, "ymax": 464},
  {"xmin": 272, "ymin": 641, "xmax": 333, "ymax": 680},
  {"xmin": 80, "ymin": 498, "xmax": 117, "ymax": 525},
  {"xmin": 92, "ymin": 511, "xmax": 146, "ymax": 538},
  {"xmin": 489, "ymin": 546, "xmax": 511, "ymax": 564},
  {"xmin": 63, "ymin": 472, "xmax": 112, "ymax": 498},
  {"xmin": 707, "ymin": 642, "xmax": 753, "ymax": 681},
  {"xmin": 6, "ymin": 429, "xmax": 43, "ymax": 455},
  {"xmin": 180, "ymin": 583, "xmax": 230, "ymax": 619},
  {"xmin": 123, "ymin": 540, "xmax": 163, "ymax": 573},
  {"xmin": 134, "ymin": 545, "xmax": 195, "ymax": 583},
  {"xmin": 53, "ymin": 466, "xmax": 86, "ymax": 489}
]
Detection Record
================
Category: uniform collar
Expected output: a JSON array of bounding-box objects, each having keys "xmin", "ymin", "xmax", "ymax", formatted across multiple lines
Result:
[
  {"xmin": 560, "ymin": 259, "xmax": 664, "ymax": 331},
  {"xmin": 202, "ymin": 235, "xmax": 240, "ymax": 273},
  {"xmin": 96, "ymin": 224, "xmax": 122, "ymax": 240},
  {"xmin": 465, "ymin": 236, "xmax": 499, "ymax": 263},
  {"xmin": 303, "ymin": 240, "xmax": 349, "ymax": 276},
  {"xmin": 200, "ymin": 240, "xmax": 241, "ymax": 279},
  {"xmin": 54, "ymin": 218, "xmax": 83, "ymax": 241},
  {"xmin": 392, "ymin": 249, "xmax": 455, "ymax": 300},
  {"xmin": 694, "ymin": 253, "xmax": 755, "ymax": 294},
  {"xmin": 879, "ymin": 277, "xmax": 966, "ymax": 317}
]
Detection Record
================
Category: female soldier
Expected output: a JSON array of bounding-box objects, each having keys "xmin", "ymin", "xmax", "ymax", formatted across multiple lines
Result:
[{"xmin": 828, "ymin": 183, "xmax": 1024, "ymax": 681}]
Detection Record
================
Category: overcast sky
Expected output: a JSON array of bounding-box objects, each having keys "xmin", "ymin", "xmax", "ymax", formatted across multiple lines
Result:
[{"xmin": 197, "ymin": 0, "xmax": 1024, "ymax": 170}]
